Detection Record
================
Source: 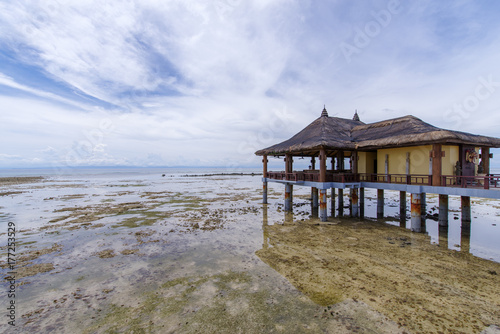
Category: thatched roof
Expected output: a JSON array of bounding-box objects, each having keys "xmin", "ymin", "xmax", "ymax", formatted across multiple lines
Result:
[{"xmin": 255, "ymin": 110, "xmax": 500, "ymax": 156}]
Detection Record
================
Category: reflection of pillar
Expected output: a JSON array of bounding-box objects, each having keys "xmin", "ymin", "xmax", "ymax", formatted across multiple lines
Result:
[
  {"xmin": 330, "ymin": 188, "xmax": 336, "ymax": 217},
  {"xmin": 359, "ymin": 187, "xmax": 365, "ymax": 218},
  {"xmin": 284, "ymin": 211, "xmax": 293, "ymax": 225},
  {"xmin": 263, "ymin": 181, "xmax": 268, "ymax": 204},
  {"xmin": 319, "ymin": 189, "xmax": 327, "ymax": 222},
  {"xmin": 421, "ymin": 193, "xmax": 426, "ymax": 217},
  {"xmin": 312, "ymin": 188, "xmax": 319, "ymax": 208},
  {"xmin": 461, "ymin": 222, "xmax": 471, "ymax": 254},
  {"xmin": 262, "ymin": 205, "xmax": 269, "ymax": 249},
  {"xmin": 438, "ymin": 194, "xmax": 449, "ymax": 227},
  {"xmin": 285, "ymin": 183, "xmax": 292, "ymax": 211},
  {"xmin": 338, "ymin": 189, "xmax": 344, "ymax": 217},
  {"xmin": 438, "ymin": 225, "xmax": 449, "ymax": 249},
  {"xmin": 377, "ymin": 189, "xmax": 384, "ymax": 219},
  {"xmin": 411, "ymin": 193, "xmax": 422, "ymax": 232},
  {"xmin": 350, "ymin": 188, "xmax": 359, "ymax": 217},
  {"xmin": 311, "ymin": 202, "xmax": 318, "ymax": 218},
  {"xmin": 263, "ymin": 155, "xmax": 268, "ymax": 204},
  {"xmin": 461, "ymin": 196, "xmax": 471, "ymax": 225},
  {"xmin": 400, "ymin": 191, "xmax": 406, "ymax": 222}
]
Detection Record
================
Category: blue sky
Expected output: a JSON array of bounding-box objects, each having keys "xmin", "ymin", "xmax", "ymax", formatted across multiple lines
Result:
[{"xmin": 1, "ymin": 0, "xmax": 500, "ymax": 169}]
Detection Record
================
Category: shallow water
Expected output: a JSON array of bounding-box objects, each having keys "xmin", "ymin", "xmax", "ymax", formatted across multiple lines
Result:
[{"xmin": 1, "ymin": 168, "xmax": 499, "ymax": 333}]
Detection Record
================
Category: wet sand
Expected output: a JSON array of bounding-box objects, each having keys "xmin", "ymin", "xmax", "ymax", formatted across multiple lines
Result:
[
  {"xmin": 257, "ymin": 220, "xmax": 500, "ymax": 333},
  {"xmin": 1, "ymin": 172, "xmax": 499, "ymax": 333}
]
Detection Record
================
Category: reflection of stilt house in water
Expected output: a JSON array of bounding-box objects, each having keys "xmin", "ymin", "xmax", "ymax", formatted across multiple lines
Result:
[{"xmin": 255, "ymin": 107, "xmax": 500, "ymax": 226}]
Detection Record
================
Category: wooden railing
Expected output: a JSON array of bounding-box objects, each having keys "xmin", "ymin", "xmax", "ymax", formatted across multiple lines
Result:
[
  {"xmin": 359, "ymin": 173, "xmax": 432, "ymax": 185},
  {"xmin": 441, "ymin": 175, "xmax": 500, "ymax": 189},
  {"xmin": 266, "ymin": 171, "xmax": 500, "ymax": 189}
]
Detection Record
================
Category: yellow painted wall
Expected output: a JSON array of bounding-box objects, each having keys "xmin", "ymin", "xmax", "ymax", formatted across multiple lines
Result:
[
  {"xmin": 358, "ymin": 152, "xmax": 377, "ymax": 174},
  {"xmin": 442, "ymin": 145, "xmax": 459, "ymax": 175},
  {"xmin": 377, "ymin": 145, "xmax": 460, "ymax": 176},
  {"xmin": 377, "ymin": 146, "xmax": 431, "ymax": 175}
]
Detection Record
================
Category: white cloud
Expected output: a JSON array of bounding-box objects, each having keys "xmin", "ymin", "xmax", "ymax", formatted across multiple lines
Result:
[{"xmin": 0, "ymin": 0, "xmax": 500, "ymax": 168}]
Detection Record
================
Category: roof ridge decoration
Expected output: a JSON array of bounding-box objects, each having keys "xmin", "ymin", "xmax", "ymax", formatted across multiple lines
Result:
[
  {"xmin": 353, "ymin": 110, "xmax": 360, "ymax": 121},
  {"xmin": 321, "ymin": 105, "xmax": 328, "ymax": 117}
]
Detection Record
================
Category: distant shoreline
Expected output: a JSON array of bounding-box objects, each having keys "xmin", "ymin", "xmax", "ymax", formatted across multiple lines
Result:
[{"xmin": 176, "ymin": 172, "xmax": 262, "ymax": 177}]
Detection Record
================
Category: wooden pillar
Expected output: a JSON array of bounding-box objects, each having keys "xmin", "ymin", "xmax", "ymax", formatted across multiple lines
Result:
[
  {"xmin": 263, "ymin": 154, "xmax": 268, "ymax": 177},
  {"xmin": 481, "ymin": 147, "xmax": 490, "ymax": 174},
  {"xmin": 320, "ymin": 189, "xmax": 327, "ymax": 222},
  {"xmin": 312, "ymin": 188, "xmax": 319, "ymax": 208},
  {"xmin": 285, "ymin": 183, "xmax": 292, "ymax": 211},
  {"xmin": 319, "ymin": 148, "xmax": 327, "ymax": 221},
  {"xmin": 285, "ymin": 154, "xmax": 293, "ymax": 209},
  {"xmin": 262, "ymin": 155, "xmax": 268, "ymax": 204},
  {"xmin": 311, "ymin": 156, "xmax": 316, "ymax": 203},
  {"xmin": 420, "ymin": 193, "xmax": 426, "ymax": 217},
  {"xmin": 331, "ymin": 187, "xmax": 336, "ymax": 217},
  {"xmin": 377, "ymin": 189, "xmax": 384, "ymax": 219},
  {"xmin": 352, "ymin": 151, "xmax": 358, "ymax": 174},
  {"xmin": 359, "ymin": 187, "xmax": 365, "ymax": 218},
  {"xmin": 431, "ymin": 144, "xmax": 443, "ymax": 186},
  {"xmin": 350, "ymin": 188, "xmax": 359, "ymax": 217},
  {"xmin": 338, "ymin": 189, "xmax": 344, "ymax": 217},
  {"xmin": 319, "ymin": 148, "xmax": 326, "ymax": 182},
  {"xmin": 337, "ymin": 151, "xmax": 344, "ymax": 171},
  {"xmin": 461, "ymin": 196, "xmax": 471, "ymax": 225},
  {"xmin": 400, "ymin": 191, "xmax": 406, "ymax": 222},
  {"xmin": 411, "ymin": 193, "xmax": 422, "ymax": 232},
  {"xmin": 285, "ymin": 154, "xmax": 293, "ymax": 175},
  {"xmin": 439, "ymin": 194, "xmax": 449, "ymax": 227},
  {"xmin": 482, "ymin": 147, "xmax": 491, "ymax": 190}
]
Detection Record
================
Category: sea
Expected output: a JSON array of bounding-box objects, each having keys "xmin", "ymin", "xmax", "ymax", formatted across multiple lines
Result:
[{"xmin": 1, "ymin": 166, "xmax": 499, "ymax": 332}]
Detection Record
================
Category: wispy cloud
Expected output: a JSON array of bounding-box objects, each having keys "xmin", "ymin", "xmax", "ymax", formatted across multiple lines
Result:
[{"xmin": 0, "ymin": 0, "xmax": 499, "ymax": 168}]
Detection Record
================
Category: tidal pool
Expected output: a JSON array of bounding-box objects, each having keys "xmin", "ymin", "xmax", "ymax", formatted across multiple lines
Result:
[{"xmin": 0, "ymin": 169, "xmax": 499, "ymax": 333}]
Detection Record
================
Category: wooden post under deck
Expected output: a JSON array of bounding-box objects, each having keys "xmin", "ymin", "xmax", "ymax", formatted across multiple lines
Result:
[
  {"xmin": 461, "ymin": 196, "xmax": 471, "ymax": 225},
  {"xmin": 311, "ymin": 156, "xmax": 316, "ymax": 205},
  {"xmin": 319, "ymin": 148, "xmax": 327, "ymax": 221},
  {"xmin": 439, "ymin": 194, "xmax": 448, "ymax": 227},
  {"xmin": 377, "ymin": 189, "xmax": 384, "ymax": 219},
  {"xmin": 411, "ymin": 193, "xmax": 422, "ymax": 232},
  {"xmin": 284, "ymin": 154, "xmax": 293, "ymax": 211}
]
